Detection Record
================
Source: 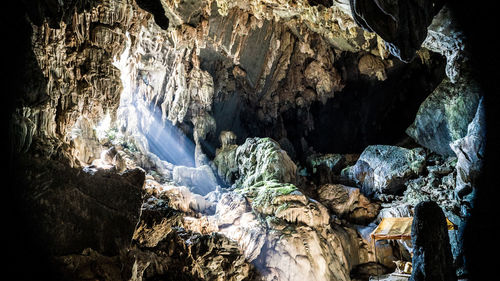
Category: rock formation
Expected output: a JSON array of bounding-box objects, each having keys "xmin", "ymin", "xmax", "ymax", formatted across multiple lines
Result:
[
  {"xmin": 410, "ymin": 201, "xmax": 456, "ymax": 281},
  {"xmin": 349, "ymin": 0, "xmax": 445, "ymax": 62},
  {"xmin": 9, "ymin": 0, "xmax": 489, "ymax": 280}
]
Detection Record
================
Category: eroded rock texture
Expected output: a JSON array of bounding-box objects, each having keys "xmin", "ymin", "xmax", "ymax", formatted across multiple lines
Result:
[
  {"xmin": 10, "ymin": 0, "xmax": 487, "ymax": 280},
  {"xmin": 343, "ymin": 145, "xmax": 427, "ymax": 197},
  {"xmin": 406, "ymin": 73, "xmax": 481, "ymax": 157},
  {"xmin": 349, "ymin": 0, "xmax": 444, "ymax": 62}
]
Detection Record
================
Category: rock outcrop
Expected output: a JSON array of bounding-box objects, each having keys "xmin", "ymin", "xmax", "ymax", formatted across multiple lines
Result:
[
  {"xmin": 306, "ymin": 153, "xmax": 359, "ymax": 185},
  {"xmin": 349, "ymin": 0, "xmax": 444, "ymax": 62},
  {"xmin": 410, "ymin": 201, "xmax": 456, "ymax": 281},
  {"xmin": 14, "ymin": 156, "xmax": 145, "ymax": 256},
  {"xmin": 343, "ymin": 145, "xmax": 426, "ymax": 197},
  {"xmin": 450, "ymin": 98, "xmax": 485, "ymax": 202},
  {"xmin": 318, "ymin": 184, "xmax": 380, "ymax": 224},
  {"xmin": 406, "ymin": 73, "xmax": 482, "ymax": 157},
  {"xmin": 422, "ymin": 5, "xmax": 467, "ymax": 82}
]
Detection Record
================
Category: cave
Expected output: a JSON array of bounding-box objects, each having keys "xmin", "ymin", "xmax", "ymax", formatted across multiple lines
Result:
[{"xmin": 6, "ymin": 1, "xmax": 498, "ymax": 281}]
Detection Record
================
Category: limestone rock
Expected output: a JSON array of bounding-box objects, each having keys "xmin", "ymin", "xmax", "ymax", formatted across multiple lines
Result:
[
  {"xmin": 318, "ymin": 184, "xmax": 380, "ymax": 224},
  {"xmin": 214, "ymin": 0, "xmax": 380, "ymax": 53},
  {"xmin": 14, "ymin": 157, "xmax": 145, "ymax": 256},
  {"xmin": 423, "ymin": 5, "xmax": 467, "ymax": 82},
  {"xmin": 134, "ymin": 226, "xmax": 257, "ymax": 281},
  {"xmin": 358, "ymin": 53, "xmax": 387, "ymax": 80},
  {"xmin": 214, "ymin": 143, "xmax": 240, "ymax": 185},
  {"xmin": 239, "ymin": 180, "xmax": 330, "ymax": 228},
  {"xmin": 450, "ymin": 97, "xmax": 485, "ymax": 201},
  {"xmin": 349, "ymin": 0, "xmax": 444, "ymax": 62},
  {"xmin": 12, "ymin": 0, "xmax": 149, "ymax": 163},
  {"xmin": 214, "ymin": 189, "xmax": 357, "ymax": 281},
  {"xmin": 410, "ymin": 201, "xmax": 456, "ymax": 281},
  {"xmin": 403, "ymin": 156, "xmax": 459, "ymax": 217},
  {"xmin": 406, "ymin": 74, "xmax": 481, "ymax": 156},
  {"xmin": 234, "ymin": 137, "xmax": 297, "ymax": 188},
  {"xmin": 172, "ymin": 164, "xmax": 219, "ymax": 196},
  {"xmin": 132, "ymin": 187, "xmax": 256, "ymax": 280},
  {"xmin": 306, "ymin": 153, "xmax": 358, "ymax": 185},
  {"xmin": 220, "ymin": 130, "xmax": 237, "ymax": 147},
  {"xmin": 345, "ymin": 145, "xmax": 427, "ymax": 196}
]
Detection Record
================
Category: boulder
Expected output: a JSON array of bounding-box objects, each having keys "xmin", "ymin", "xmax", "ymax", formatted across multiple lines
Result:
[
  {"xmin": 238, "ymin": 180, "xmax": 330, "ymax": 228},
  {"xmin": 133, "ymin": 225, "xmax": 257, "ymax": 281},
  {"xmin": 345, "ymin": 145, "xmax": 426, "ymax": 196},
  {"xmin": 317, "ymin": 184, "xmax": 380, "ymax": 224},
  {"xmin": 214, "ymin": 137, "xmax": 297, "ymax": 188},
  {"xmin": 235, "ymin": 138, "xmax": 297, "ymax": 187},
  {"xmin": 406, "ymin": 74, "xmax": 481, "ymax": 156},
  {"xmin": 410, "ymin": 201, "xmax": 456, "ymax": 281}
]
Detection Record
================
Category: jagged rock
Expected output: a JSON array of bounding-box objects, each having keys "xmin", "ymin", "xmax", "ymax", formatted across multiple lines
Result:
[
  {"xmin": 261, "ymin": 225, "xmax": 353, "ymax": 281},
  {"xmin": 234, "ymin": 137, "xmax": 297, "ymax": 188},
  {"xmin": 135, "ymin": 0, "xmax": 170, "ymax": 29},
  {"xmin": 378, "ymin": 204, "xmax": 413, "ymax": 220},
  {"xmin": 410, "ymin": 201, "xmax": 456, "ymax": 281},
  {"xmin": 14, "ymin": 157, "xmax": 145, "ymax": 256},
  {"xmin": 159, "ymin": 0, "xmax": 205, "ymax": 27},
  {"xmin": 318, "ymin": 184, "xmax": 380, "ymax": 224},
  {"xmin": 70, "ymin": 117, "xmax": 104, "ymax": 165},
  {"xmin": 344, "ymin": 145, "xmax": 426, "ymax": 196},
  {"xmin": 220, "ymin": 130, "xmax": 237, "ymax": 147},
  {"xmin": 215, "ymin": 190, "xmax": 358, "ymax": 281},
  {"xmin": 212, "ymin": 145, "xmax": 365, "ymax": 281},
  {"xmin": 133, "ymin": 226, "xmax": 257, "ymax": 281},
  {"xmin": 214, "ymin": 0, "xmax": 379, "ymax": 53},
  {"xmin": 146, "ymin": 183, "xmax": 215, "ymax": 214},
  {"xmin": 349, "ymin": 0, "xmax": 444, "ymax": 62},
  {"xmin": 423, "ymin": 5, "xmax": 467, "ymax": 82},
  {"xmin": 358, "ymin": 53, "xmax": 388, "ymax": 80},
  {"xmin": 306, "ymin": 153, "xmax": 358, "ymax": 185},
  {"xmin": 11, "ymin": 1, "xmax": 480, "ymax": 281},
  {"xmin": 403, "ymin": 157, "xmax": 459, "ymax": 216},
  {"xmin": 11, "ymin": 0, "xmax": 148, "ymax": 163},
  {"xmin": 214, "ymin": 143, "xmax": 240, "ymax": 184},
  {"xmin": 239, "ymin": 180, "xmax": 330, "ymax": 227},
  {"xmin": 406, "ymin": 74, "xmax": 481, "ymax": 156},
  {"xmin": 450, "ymin": 97, "xmax": 485, "ymax": 201}
]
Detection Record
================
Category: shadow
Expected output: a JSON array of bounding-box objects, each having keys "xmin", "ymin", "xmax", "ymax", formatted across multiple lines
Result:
[{"xmin": 447, "ymin": 1, "xmax": 500, "ymax": 280}]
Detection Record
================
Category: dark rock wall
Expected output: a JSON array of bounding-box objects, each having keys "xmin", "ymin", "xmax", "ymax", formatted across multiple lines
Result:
[{"xmin": 14, "ymin": 156, "xmax": 145, "ymax": 256}]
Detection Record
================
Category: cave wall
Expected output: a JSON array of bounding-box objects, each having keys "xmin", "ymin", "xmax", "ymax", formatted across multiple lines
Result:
[
  {"xmin": 7, "ymin": 0, "xmax": 495, "ymax": 281},
  {"xmin": 113, "ymin": 0, "xmax": 447, "ymax": 167}
]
